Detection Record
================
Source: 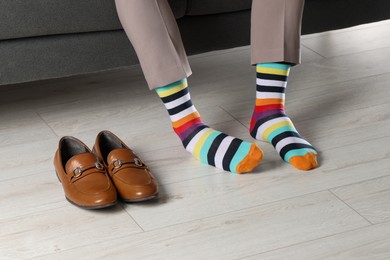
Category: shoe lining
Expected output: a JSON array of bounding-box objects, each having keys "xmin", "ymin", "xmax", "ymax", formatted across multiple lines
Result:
[
  {"xmin": 61, "ymin": 138, "xmax": 88, "ymax": 167},
  {"xmin": 99, "ymin": 132, "xmax": 123, "ymax": 164}
]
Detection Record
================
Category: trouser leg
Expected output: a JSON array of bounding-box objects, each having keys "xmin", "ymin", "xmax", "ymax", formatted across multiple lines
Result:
[
  {"xmin": 115, "ymin": 0, "xmax": 192, "ymax": 89},
  {"xmin": 251, "ymin": 0, "xmax": 305, "ymax": 65}
]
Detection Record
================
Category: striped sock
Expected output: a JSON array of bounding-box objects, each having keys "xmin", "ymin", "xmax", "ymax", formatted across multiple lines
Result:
[
  {"xmin": 250, "ymin": 63, "xmax": 318, "ymax": 170},
  {"xmin": 156, "ymin": 79, "xmax": 263, "ymax": 174}
]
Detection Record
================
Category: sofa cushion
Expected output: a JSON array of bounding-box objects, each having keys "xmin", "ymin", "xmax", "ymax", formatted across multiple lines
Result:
[
  {"xmin": 186, "ymin": 0, "xmax": 252, "ymax": 16},
  {"xmin": 0, "ymin": 0, "xmax": 186, "ymax": 41}
]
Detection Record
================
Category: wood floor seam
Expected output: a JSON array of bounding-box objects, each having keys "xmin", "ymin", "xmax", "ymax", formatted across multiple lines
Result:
[
  {"xmin": 301, "ymin": 43, "xmax": 327, "ymax": 58},
  {"xmin": 328, "ymin": 189, "xmax": 374, "ymax": 225},
  {"xmin": 35, "ymin": 111, "xmax": 59, "ymax": 138},
  {"xmin": 119, "ymin": 203, "xmax": 145, "ymax": 232}
]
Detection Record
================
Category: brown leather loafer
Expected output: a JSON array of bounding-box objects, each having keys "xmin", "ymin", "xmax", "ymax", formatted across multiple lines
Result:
[
  {"xmin": 54, "ymin": 136, "xmax": 117, "ymax": 209},
  {"xmin": 93, "ymin": 130, "xmax": 159, "ymax": 202}
]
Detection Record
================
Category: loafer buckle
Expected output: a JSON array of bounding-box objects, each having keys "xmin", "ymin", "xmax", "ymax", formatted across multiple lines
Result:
[
  {"xmin": 95, "ymin": 162, "xmax": 104, "ymax": 170},
  {"xmin": 73, "ymin": 167, "xmax": 83, "ymax": 178},
  {"xmin": 134, "ymin": 158, "xmax": 143, "ymax": 167},
  {"xmin": 112, "ymin": 159, "xmax": 123, "ymax": 169},
  {"xmin": 72, "ymin": 162, "xmax": 105, "ymax": 178}
]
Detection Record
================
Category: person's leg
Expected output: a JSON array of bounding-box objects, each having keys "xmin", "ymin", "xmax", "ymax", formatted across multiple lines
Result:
[
  {"xmin": 115, "ymin": 0, "xmax": 263, "ymax": 173},
  {"xmin": 250, "ymin": 0, "xmax": 318, "ymax": 171},
  {"xmin": 250, "ymin": 0, "xmax": 304, "ymax": 65},
  {"xmin": 115, "ymin": 0, "xmax": 191, "ymax": 89}
]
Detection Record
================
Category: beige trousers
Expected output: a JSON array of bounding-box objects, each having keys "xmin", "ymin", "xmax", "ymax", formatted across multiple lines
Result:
[{"xmin": 115, "ymin": 0, "xmax": 305, "ymax": 90}]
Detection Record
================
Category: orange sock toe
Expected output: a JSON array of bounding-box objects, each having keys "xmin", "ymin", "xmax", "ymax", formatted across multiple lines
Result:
[
  {"xmin": 289, "ymin": 153, "xmax": 318, "ymax": 171},
  {"xmin": 236, "ymin": 143, "xmax": 263, "ymax": 174}
]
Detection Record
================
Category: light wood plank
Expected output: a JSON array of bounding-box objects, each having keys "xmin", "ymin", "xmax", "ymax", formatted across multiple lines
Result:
[
  {"xmin": 331, "ymin": 176, "xmax": 390, "ymax": 224},
  {"xmin": 297, "ymin": 103, "xmax": 390, "ymax": 153},
  {"xmin": 34, "ymin": 192, "xmax": 369, "ymax": 260},
  {"xmin": 243, "ymin": 221, "xmax": 390, "ymax": 260},
  {"xmin": 0, "ymin": 205, "xmax": 142, "ymax": 259},
  {"xmin": 301, "ymin": 45, "xmax": 325, "ymax": 62},
  {"xmin": 121, "ymin": 135, "xmax": 390, "ymax": 231},
  {"xmin": 302, "ymin": 22, "xmax": 390, "ymax": 57},
  {"xmin": 301, "ymin": 19, "xmax": 390, "ymax": 40},
  {"xmin": 289, "ymin": 47, "xmax": 390, "ymax": 92},
  {"xmin": 0, "ymin": 170, "xmax": 67, "ymax": 221},
  {"xmin": 0, "ymin": 139, "xmax": 57, "ymax": 182},
  {"xmin": 0, "ymin": 110, "xmax": 56, "ymax": 148}
]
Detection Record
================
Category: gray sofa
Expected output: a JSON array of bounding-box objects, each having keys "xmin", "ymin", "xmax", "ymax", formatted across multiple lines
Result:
[{"xmin": 1, "ymin": 0, "xmax": 389, "ymax": 86}]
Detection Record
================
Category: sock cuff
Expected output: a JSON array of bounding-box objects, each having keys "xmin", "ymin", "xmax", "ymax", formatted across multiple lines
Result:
[
  {"xmin": 156, "ymin": 78, "xmax": 188, "ymax": 97},
  {"xmin": 256, "ymin": 63, "xmax": 291, "ymax": 71}
]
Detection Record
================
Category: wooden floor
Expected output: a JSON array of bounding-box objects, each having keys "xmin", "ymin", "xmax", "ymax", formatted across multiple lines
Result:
[{"xmin": 1, "ymin": 20, "xmax": 390, "ymax": 259}]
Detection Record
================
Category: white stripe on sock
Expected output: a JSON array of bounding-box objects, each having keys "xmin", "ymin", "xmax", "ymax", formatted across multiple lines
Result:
[
  {"xmin": 256, "ymin": 92, "xmax": 285, "ymax": 99},
  {"xmin": 185, "ymin": 128, "xmax": 210, "ymax": 152},
  {"xmin": 214, "ymin": 136, "xmax": 234, "ymax": 169},
  {"xmin": 170, "ymin": 106, "xmax": 198, "ymax": 122},
  {"xmin": 164, "ymin": 93, "xmax": 191, "ymax": 110},
  {"xmin": 275, "ymin": 137, "xmax": 311, "ymax": 154},
  {"xmin": 257, "ymin": 78, "xmax": 287, "ymax": 87},
  {"xmin": 255, "ymin": 117, "xmax": 291, "ymax": 140}
]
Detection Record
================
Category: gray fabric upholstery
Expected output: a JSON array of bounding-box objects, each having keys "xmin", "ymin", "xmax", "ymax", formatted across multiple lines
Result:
[
  {"xmin": 0, "ymin": 0, "xmax": 187, "ymax": 41},
  {"xmin": 0, "ymin": 11, "xmax": 251, "ymax": 86},
  {"xmin": 0, "ymin": 31, "xmax": 138, "ymax": 84},
  {"xmin": 186, "ymin": 0, "xmax": 252, "ymax": 16}
]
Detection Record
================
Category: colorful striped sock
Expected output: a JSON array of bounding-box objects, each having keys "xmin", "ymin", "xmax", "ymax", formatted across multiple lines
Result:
[
  {"xmin": 156, "ymin": 79, "xmax": 263, "ymax": 174},
  {"xmin": 250, "ymin": 63, "xmax": 318, "ymax": 171}
]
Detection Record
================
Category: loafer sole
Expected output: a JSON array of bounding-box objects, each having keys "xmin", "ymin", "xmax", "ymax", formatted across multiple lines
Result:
[
  {"xmin": 65, "ymin": 196, "xmax": 117, "ymax": 210},
  {"xmin": 120, "ymin": 193, "xmax": 159, "ymax": 203}
]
